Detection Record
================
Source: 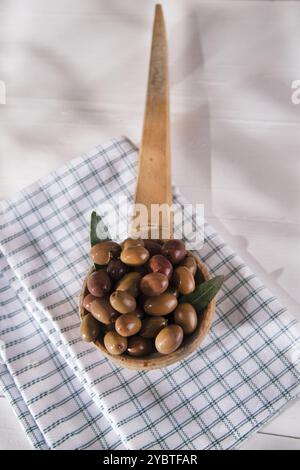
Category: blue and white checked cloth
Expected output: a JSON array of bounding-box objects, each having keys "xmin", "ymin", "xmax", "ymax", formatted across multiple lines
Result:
[{"xmin": 0, "ymin": 137, "xmax": 299, "ymax": 449}]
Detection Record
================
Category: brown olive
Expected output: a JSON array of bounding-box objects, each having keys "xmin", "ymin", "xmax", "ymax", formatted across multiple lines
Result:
[
  {"xmin": 87, "ymin": 270, "xmax": 111, "ymax": 297},
  {"xmin": 104, "ymin": 331, "xmax": 127, "ymax": 355},
  {"xmin": 107, "ymin": 258, "xmax": 128, "ymax": 280},
  {"xmin": 174, "ymin": 303, "xmax": 198, "ymax": 334},
  {"xmin": 148, "ymin": 254, "xmax": 173, "ymax": 280},
  {"xmin": 115, "ymin": 314, "xmax": 142, "ymax": 337},
  {"xmin": 161, "ymin": 239, "xmax": 186, "ymax": 264},
  {"xmin": 120, "ymin": 246, "xmax": 150, "ymax": 266},
  {"xmin": 110, "ymin": 290, "xmax": 136, "ymax": 314},
  {"xmin": 140, "ymin": 316, "xmax": 168, "ymax": 338},
  {"xmin": 143, "ymin": 240, "xmax": 162, "ymax": 256},
  {"xmin": 179, "ymin": 255, "xmax": 197, "ymax": 276},
  {"xmin": 122, "ymin": 237, "xmax": 144, "ymax": 250},
  {"xmin": 116, "ymin": 272, "xmax": 142, "ymax": 297},
  {"xmin": 144, "ymin": 293, "xmax": 178, "ymax": 316},
  {"xmin": 155, "ymin": 324, "xmax": 184, "ymax": 354},
  {"xmin": 174, "ymin": 266, "xmax": 195, "ymax": 295},
  {"xmin": 80, "ymin": 313, "xmax": 100, "ymax": 342},
  {"xmin": 140, "ymin": 272, "xmax": 169, "ymax": 297},
  {"xmin": 127, "ymin": 336, "xmax": 153, "ymax": 357},
  {"xmin": 90, "ymin": 241, "xmax": 121, "ymax": 265},
  {"xmin": 90, "ymin": 298, "xmax": 119, "ymax": 325},
  {"xmin": 82, "ymin": 293, "xmax": 97, "ymax": 312}
]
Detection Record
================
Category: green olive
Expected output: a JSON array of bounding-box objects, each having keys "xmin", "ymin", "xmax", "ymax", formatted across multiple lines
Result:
[
  {"xmin": 109, "ymin": 290, "xmax": 136, "ymax": 314},
  {"xmin": 115, "ymin": 314, "xmax": 142, "ymax": 337},
  {"xmin": 174, "ymin": 303, "xmax": 198, "ymax": 334},
  {"xmin": 155, "ymin": 325, "xmax": 184, "ymax": 354},
  {"xmin": 90, "ymin": 241, "xmax": 121, "ymax": 265},
  {"xmin": 90, "ymin": 298, "xmax": 119, "ymax": 325},
  {"xmin": 179, "ymin": 255, "xmax": 197, "ymax": 276},
  {"xmin": 140, "ymin": 316, "xmax": 168, "ymax": 338},
  {"xmin": 104, "ymin": 331, "xmax": 127, "ymax": 355},
  {"xmin": 127, "ymin": 336, "xmax": 153, "ymax": 357},
  {"xmin": 116, "ymin": 272, "xmax": 142, "ymax": 297},
  {"xmin": 120, "ymin": 246, "xmax": 150, "ymax": 266},
  {"xmin": 80, "ymin": 313, "xmax": 100, "ymax": 342},
  {"xmin": 173, "ymin": 266, "xmax": 195, "ymax": 295},
  {"xmin": 144, "ymin": 293, "xmax": 178, "ymax": 316}
]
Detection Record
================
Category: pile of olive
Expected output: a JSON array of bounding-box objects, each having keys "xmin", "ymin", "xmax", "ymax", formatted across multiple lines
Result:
[{"xmin": 80, "ymin": 238, "xmax": 200, "ymax": 357}]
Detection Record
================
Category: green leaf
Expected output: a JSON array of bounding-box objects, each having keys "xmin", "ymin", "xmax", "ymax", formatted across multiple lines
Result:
[
  {"xmin": 90, "ymin": 211, "xmax": 111, "ymax": 269},
  {"xmin": 181, "ymin": 275, "xmax": 224, "ymax": 311}
]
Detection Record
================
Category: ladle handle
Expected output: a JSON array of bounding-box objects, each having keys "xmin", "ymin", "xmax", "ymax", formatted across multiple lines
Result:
[{"xmin": 132, "ymin": 4, "xmax": 173, "ymax": 240}]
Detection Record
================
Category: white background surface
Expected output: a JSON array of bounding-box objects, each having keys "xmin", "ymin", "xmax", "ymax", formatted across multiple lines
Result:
[{"xmin": 0, "ymin": 0, "xmax": 299, "ymax": 450}]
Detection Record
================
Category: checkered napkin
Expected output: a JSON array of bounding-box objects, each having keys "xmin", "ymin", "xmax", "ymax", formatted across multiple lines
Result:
[{"xmin": 0, "ymin": 137, "xmax": 299, "ymax": 450}]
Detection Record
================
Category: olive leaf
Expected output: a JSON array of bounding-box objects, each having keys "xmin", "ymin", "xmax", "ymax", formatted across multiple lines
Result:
[
  {"xmin": 90, "ymin": 211, "xmax": 111, "ymax": 269},
  {"xmin": 181, "ymin": 275, "xmax": 224, "ymax": 312}
]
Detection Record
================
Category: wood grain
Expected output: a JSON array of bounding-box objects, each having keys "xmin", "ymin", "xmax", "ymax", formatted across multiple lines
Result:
[
  {"xmin": 1, "ymin": 0, "xmax": 300, "ymax": 450},
  {"xmin": 132, "ymin": 4, "xmax": 172, "ymax": 240}
]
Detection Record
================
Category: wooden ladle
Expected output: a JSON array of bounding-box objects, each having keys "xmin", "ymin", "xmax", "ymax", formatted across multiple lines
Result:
[
  {"xmin": 131, "ymin": 3, "xmax": 172, "ymax": 240},
  {"xmin": 79, "ymin": 5, "xmax": 215, "ymax": 370}
]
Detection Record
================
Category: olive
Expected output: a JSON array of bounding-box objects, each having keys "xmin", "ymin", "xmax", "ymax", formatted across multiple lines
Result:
[
  {"xmin": 148, "ymin": 254, "xmax": 173, "ymax": 280},
  {"xmin": 107, "ymin": 258, "xmax": 128, "ymax": 280},
  {"xmin": 110, "ymin": 290, "xmax": 136, "ymax": 314},
  {"xmin": 120, "ymin": 246, "xmax": 150, "ymax": 266},
  {"xmin": 80, "ymin": 313, "xmax": 100, "ymax": 342},
  {"xmin": 174, "ymin": 303, "xmax": 198, "ymax": 334},
  {"xmin": 143, "ymin": 240, "xmax": 162, "ymax": 256},
  {"xmin": 82, "ymin": 293, "xmax": 97, "ymax": 312},
  {"xmin": 179, "ymin": 255, "xmax": 197, "ymax": 276},
  {"xmin": 174, "ymin": 266, "xmax": 195, "ymax": 295},
  {"xmin": 155, "ymin": 325, "xmax": 184, "ymax": 354},
  {"xmin": 104, "ymin": 331, "xmax": 127, "ymax": 355},
  {"xmin": 127, "ymin": 336, "xmax": 153, "ymax": 357},
  {"xmin": 161, "ymin": 239, "xmax": 186, "ymax": 264},
  {"xmin": 90, "ymin": 298, "xmax": 119, "ymax": 325},
  {"xmin": 140, "ymin": 272, "xmax": 169, "ymax": 297},
  {"xmin": 90, "ymin": 241, "xmax": 121, "ymax": 265},
  {"xmin": 87, "ymin": 270, "xmax": 111, "ymax": 297},
  {"xmin": 122, "ymin": 237, "xmax": 144, "ymax": 250},
  {"xmin": 115, "ymin": 314, "xmax": 142, "ymax": 337},
  {"xmin": 144, "ymin": 293, "xmax": 178, "ymax": 316},
  {"xmin": 116, "ymin": 272, "xmax": 142, "ymax": 297},
  {"xmin": 140, "ymin": 316, "xmax": 168, "ymax": 338}
]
